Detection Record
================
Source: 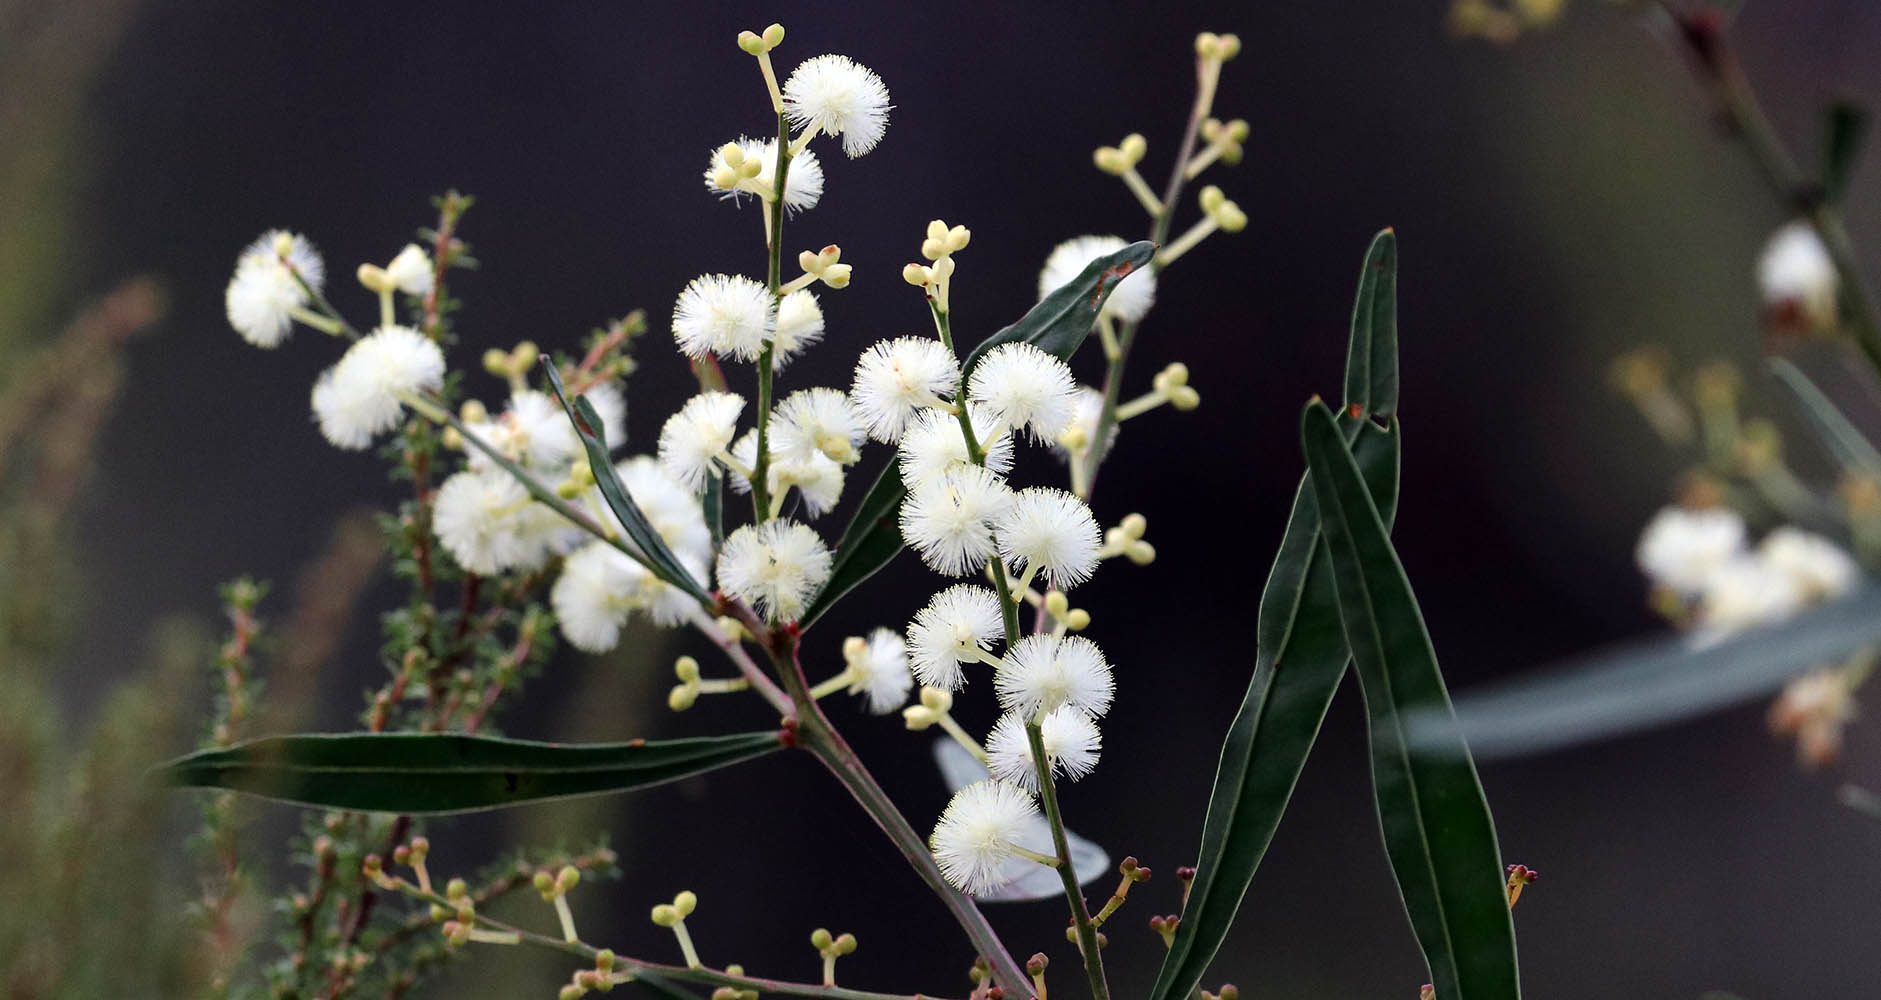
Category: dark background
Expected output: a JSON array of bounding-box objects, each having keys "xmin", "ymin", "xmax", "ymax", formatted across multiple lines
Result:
[{"xmin": 31, "ymin": 1, "xmax": 1881, "ymax": 996}]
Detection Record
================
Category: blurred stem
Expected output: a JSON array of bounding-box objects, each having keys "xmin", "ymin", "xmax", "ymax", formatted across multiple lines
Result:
[
  {"xmin": 753, "ymin": 112, "xmax": 795, "ymax": 523},
  {"xmin": 1026, "ymin": 719, "xmax": 1111, "ymax": 1000},
  {"xmin": 1669, "ymin": 6, "xmax": 1881, "ymax": 374},
  {"xmin": 1080, "ymin": 47, "xmax": 1218, "ymax": 498}
]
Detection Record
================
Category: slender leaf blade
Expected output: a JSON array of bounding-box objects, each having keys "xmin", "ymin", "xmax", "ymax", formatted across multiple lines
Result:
[
  {"xmin": 1342, "ymin": 229, "xmax": 1399, "ymax": 419},
  {"xmin": 1302, "ymin": 401, "xmax": 1518, "ymax": 1000},
  {"xmin": 1150, "ymin": 417, "xmax": 1400, "ymax": 1000},
  {"xmin": 160, "ymin": 731, "xmax": 785, "ymax": 814},
  {"xmin": 543, "ymin": 361, "xmax": 710, "ymax": 603},
  {"xmin": 960, "ymin": 240, "xmax": 1155, "ymax": 375},
  {"xmin": 1768, "ymin": 357, "xmax": 1881, "ymax": 478},
  {"xmin": 799, "ymin": 459, "xmax": 906, "ymax": 628}
]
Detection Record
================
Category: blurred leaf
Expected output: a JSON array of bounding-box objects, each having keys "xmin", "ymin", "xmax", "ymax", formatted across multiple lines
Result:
[
  {"xmin": 1150, "ymin": 418, "xmax": 1399, "ymax": 1000},
  {"xmin": 1768, "ymin": 357, "xmax": 1881, "ymax": 478},
  {"xmin": 1426, "ymin": 585, "xmax": 1881, "ymax": 760},
  {"xmin": 544, "ymin": 361, "xmax": 710, "ymax": 603},
  {"xmin": 1822, "ymin": 100, "xmax": 1869, "ymax": 206},
  {"xmin": 959, "ymin": 240, "xmax": 1156, "ymax": 375},
  {"xmin": 1303, "ymin": 401, "xmax": 1519, "ymax": 1000},
  {"xmin": 160, "ymin": 731, "xmax": 785, "ymax": 815},
  {"xmin": 799, "ymin": 459, "xmax": 905, "ymax": 629},
  {"xmin": 1343, "ymin": 229, "xmax": 1399, "ymax": 419},
  {"xmin": 705, "ymin": 469, "xmax": 726, "ymax": 553}
]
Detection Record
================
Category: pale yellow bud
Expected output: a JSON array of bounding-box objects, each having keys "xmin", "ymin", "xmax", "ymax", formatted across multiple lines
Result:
[
  {"xmin": 820, "ymin": 263, "xmax": 852, "ymax": 288},
  {"xmin": 1154, "ymin": 362, "xmax": 1190, "ymax": 390},
  {"xmin": 921, "ymin": 237, "xmax": 948, "ymax": 261},
  {"xmin": 738, "ymin": 158, "xmax": 762, "ymax": 178},
  {"xmin": 1044, "ymin": 590, "xmax": 1070, "ymax": 618},
  {"xmin": 555, "ymin": 866, "xmax": 580, "ymax": 892},
  {"xmin": 902, "ymin": 263, "xmax": 932, "ymax": 287},
  {"xmin": 511, "ymin": 341, "xmax": 540, "ymax": 369},
  {"xmin": 926, "ymin": 219, "xmax": 949, "ymax": 242},
  {"xmin": 842, "ymin": 636, "xmax": 869, "ymax": 666},
  {"xmin": 1215, "ymin": 202, "xmax": 1248, "ymax": 232},
  {"xmin": 920, "ymin": 686, "xmax": 954, "ymax": 712},
  {"xmin": 651, "ymin": 904, "xmax": 681, "ymax": 927},
  {"xmin": 482, "ymin": 349, "xmax": 510, "ymax": 376},
  {"xmin": 1169, "ymin": 385, "xmax": 1201, "ymax": 409},
  {"xmin": 1199, "ymin": 185, "xmax": 1226, "ymax": 213},
  {"xmin": 1065, "ymin": 608, "xmax": 1092, "ymax": 631},
  {"xmin": 273, "ymin": 232, "xmax": 296, "ymax": 258},
  {"xmin": 719, "ymin": 142, "xmax": 746, "ymax": 167},
  {"xmin": 357, "ymin": 263, "xmax": 391, "ymax": 292},
  {"xmin": 441, "ymin": 427, "xmax": 465, "ymax": 450},
  {"xmin": 712, "ymin": 166, "xmax": 740, "ymax": 190},
  {"xmin": 1119, "ymin": 513, "xmax": 1148, "ymax": 539},
  {"xmin": 1126, "ymin": 540, "xmax": 1157, "ymax": 565},
  {"xmin": 901, "ymin": 705, "xmax": 939, "ymax": 730},
  {"xmin": 1057, "ymin": 423, "xmax": 1089, "ymax": 450},
  {"xmin": 674, "ymin": 655, "xmax": 701, "ymax": 682},
  {"xmin": 761, "ymin": 23, "xmax": 785, "ymax": 48},
  {"xmin": 799, "ymin": 249, "xmax": 823, "ymax": 273},
  {"xmin": 932, "ymin": 256, "xmax": 956, "ymax": 281},
  {"xmin": 1217, "ymin": 33, "xmax": 1242, "ymax": 59},
  {"xmin": 1195, "ymin": 32, "xmax": 1220, "ymax": 57},
  {"xmin": 818, "ymin": 244, "xmax": 842, "ymax": 266},
  {"xmin": 811, "ymin": 927, "xmax": 834, "ymax": 950},
  {"xmin": 673, "ymin": 890, "xmax": 697, "ymax": 917},
  {"xmin": 1225, "ymin": 119, "xmax": 1250, "ymax": 142},
  {"xmin": 668, "ymin": 685, "xmax": 699, "ymax": 711},
  {"xmin": 834, "ymin": 933, "xmax": 857, "ymax": 955},
  {"xmin": 1119, "ymin": 133, "xmax": 1147, "ymax": 165},
  {"xmin": 737, "ymin": 30, "xmax": 765, "ymax": 55},
  {"xmin": 1093, "ymin": 147, "xmax": 1127, "ymax": 175},
  {"xmin": 947, "ymin": 225, "xmax": 971, "ymax": 251},
  {"xmin": 460, "ymin": 399, "xmax": 490, "ymax": 423},
  {"xmin": 556, "ymin": 478, "xmax": 584, "ymax": 500}
]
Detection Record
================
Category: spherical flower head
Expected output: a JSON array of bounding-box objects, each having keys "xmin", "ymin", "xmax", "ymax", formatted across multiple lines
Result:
[
  {"xmin": 1759, "ymin": 526, "xmax": 1860, "ymax": 603},
  {"xmin": 994, "ymin": 488, "xmax": 1102, "ymax": 591},
  {"xmin": 774, "ymin": 387, "xmax": 866, "ymax": 465},
  {"xmin": 929, "ymin": 780, "xmax": 1039, "ymax": 895},
  {"xmin": 658, "ymin": 392, "xmax": 745, "ymax": 492},
  {"xmin": 851, "ymin": 337, "xmax": 962, "ymax": 443},
  {"xmin": 984, "ymin": 707, "xmax": 1103, "ymax": 791},
  {"xmin": 1051, "ymin": 386, "xmax": 1117, "ymax": 461},
  {"xmin": 849, "ymin": 627, "xmax": 914, "ymax": 714},
  {"xmin": 433, "ymin": 469, "xmax": 560, "ymax": 576},
  {"xmin": 715, "ymin": 519, "xmax": 832, "ymax": 623},
  {"xmin": 968, "ymin": 342, "xmax": 1080, "ymax": 442},
  {"xmin": 672, "ymin": 274, "xmax": 776, "ymax": 362},
  {"xmin": 310, "ymin": 325, "xmax": 446, "ymax": 450},
  {"xmin": 783, "ymin": 54, "xmax": 891, "ymax": 158},
  {"xmin": 907, "ymin": 584, "xmax": 1005, "ymax": 690},
  {"xmin": 704, "ymin": 137, "xmax": 825, "ymax": 214},
  {"xmin": 1039, "ymin": 235, "xmax": 1156, "ymax": 325},
  {"xmin": 896, "ymin": 405, "xmax": 1014, "ymax": 490},
  {"xmin": 771, "ymin": 290, "xmax": 826, "ymax": 371},
  {"xmin": 610, "ymin": 455, "xmax": 714, "ymax": 564},
  {"xmin": 226, "ymin": 230, "xmax": 324, "ymax": 348},
  {"xmin": 1757, "ymin": 220, "xmax": 1837, "ymax": 330},
  {"xmin": 385, "ymin": 243, "xmax": 435, "ymax": 297},
  {"xmin": 551, "ymin": 541, "xmax": 647, "ymax": 653},
  {"xmin": 1697, "ymin": 553, "xmax": 1805, "ymax": 637},
  {"xmin": 724, "ymin": 429, "xmax": 847, "ymax": 519},
  {"xmin": 505, "ymin": 389, "xmax": 582, "ymax": 471},
  {"xmin": 995, "ymin": 634, "xmax": 1114, "ymax": 719},
  {"xmin": 901, "ymin": 464, "xmax": 1016, "ymax": 577},
  {"xmin": 1635, "ymin": 505, "xmax": 1746, "ymax": 595}
]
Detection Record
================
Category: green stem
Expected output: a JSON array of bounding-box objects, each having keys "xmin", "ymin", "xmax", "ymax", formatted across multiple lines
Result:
[
  {"xmin": 1671, "ymin": 5, "xmax": 1881, "ymax": 375},
  {"xmin": 753, "ymin": 111, "xmax": 795, "ymax": 522},
  {"xmin": 1026, "ymin": 720, "xmax": 1110, "ymax": 1000},
  {"xmin": 1081, "ymin": 50, "xmax": 1218, "ymax": 499}
]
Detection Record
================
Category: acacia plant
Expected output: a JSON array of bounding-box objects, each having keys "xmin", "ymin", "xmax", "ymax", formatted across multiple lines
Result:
[{"xmin": 166, "ymin": 21, "xmax": 1526, "ymax": 1000}]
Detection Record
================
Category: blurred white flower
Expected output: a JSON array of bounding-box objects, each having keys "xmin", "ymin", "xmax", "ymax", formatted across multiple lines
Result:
[
  {"xmin": 846, "ymin": 628, "xmax": 914, "ymax": 714},
  {"xmin": 1038, "ymin": 234, "xmax": 1156, "ymax": 325},
  {"xmin": 385, "ymin": 243, "xmax": 434, "ymax": 297},
  {"xmin": 226, "ymin": 230, "xmax": 325, "ymax": 348},
  {"xmin": 432, "ymin": 469, "xmax": 560, "ymax": 575},
  {"xmin": 657, "ymin": 392, "xmax": 745, "ymax": 491},
  {"xmin": 310, "ymin": 325, "xmax": 445, "ymax": 450},
  {"xmin": 1635, "ymin": 505, "xmax": 1746, "ymax": 595},
  {"xmin": 1759, "ymin": 526, "xmax": 1860, "ymax": 603},
  {"xmin": 1757, "ymin": 220, "xmax": 1838, "ymax": 331}
]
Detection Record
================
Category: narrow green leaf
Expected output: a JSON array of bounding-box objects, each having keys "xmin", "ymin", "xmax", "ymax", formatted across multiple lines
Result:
[
  {"xmin": 798, "ymin": 459, "xmax": 905, "ymax": 629},
  {"xmin": 959, "ymin": 240, "xmax": 1156, "ymax": 376},
  {"xmin": 1302, "ymin": 400, "xmax": 1519, "ymax": 1000},
  {"xmin": 705, "ymin": 469, "xmax": 726, "ymax": 553},
  {"xmin": 799, "ymin": 242, "xmax": 1151, "ymax": 629},
  {"xmin": 1342, "ymin": 229, "xmax": 1399, "ymax": 419},
  {"xmin": 159, "ymin": 731, "xmax": 786, "ymax": 815},
  {"xmin": 1149, "ymin": 417, "xmax": 1400, "ymax": 1000},
  {"xmin": 1768, "ymin": 357, "xmax": 1881, "ymax": 478},
  {"xmin": 543, "ymin": 361, "xmax": 710, "ymax": 603},
  {"xmin": 1822, "ymin": 99, "xmax": 1869, "ymax": 206},
  {"xmin": 1428, "ymin": 584, "xmax": 1881, "ymax": 761}
]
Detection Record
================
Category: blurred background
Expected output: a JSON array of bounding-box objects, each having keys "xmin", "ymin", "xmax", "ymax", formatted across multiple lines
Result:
[{"xmin": 7, "ymin": 0, "xmax": 1881, "ymax": 997}]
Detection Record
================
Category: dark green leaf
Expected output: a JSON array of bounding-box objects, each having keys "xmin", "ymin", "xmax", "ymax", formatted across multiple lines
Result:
[
  {"xmin": 705, "ymin": 469, "xmax": 726, "ymax": 553},
  {"xmin": 1822, "ymin": 100, "xmax": 1869, "ymax": 206},
  {"xmin": 159, "ymin": 731, "xmax": 785, "ymax": 814},
  {"xmin": 1150, "ymin": 416, "xmax": 1399, "ymax": 1000},
  {"xmin": 1343, "ymin": 229, "xmax": 1399, "ymax": 419},
  {"xmin": 799, "ymin": 459, "xmax": 906, "ymax": 629},
  {"xmin": 1302, "ymin": 400, "xmax": 1519, "ymax": 1000},
  {"xmin": 1428, "ymin": 584, "xmax": 1881, "ymax": 761},
  {"xmin": 543, "ymin": 361, "xmax": 710, "ymax": 603},
  {"xmin": 959, "ymin": 240, "xmax": 1156, "ymax": 376}
]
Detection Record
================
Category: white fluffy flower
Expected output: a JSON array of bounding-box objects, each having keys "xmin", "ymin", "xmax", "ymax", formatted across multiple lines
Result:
[
  {"xmin": 1697, "ymin": 554, "xmax": 1805, "ymax": 637},
  {"xmin": 995, "ymin": 634, "xmax": 1114, "ymax": 719},
  {"xmin": 994, "ymin": 487, "xmax": 1102, "ymax": 591},
  {"xmin": 847, "ymin": 628, "xmax": 913, "ymax": 714},
  {"xmin": 614, "ymin": 455, "xmax": 714, "ymax": 563},
  {"xmin": 583, "ymin": 381, "xmax": 629, "ymax": 448},
  {"xmin": 774, "ymin": 387, "xmax": 865, "ymax": 465},
  {"xmin": 1039, "ymin": 235, "xmax": 1156, "ymax": 325},
  {"xmin": 464, "ymin": 387, "xmax": 619, "ymax": 477},
  {"xmin": 432, "ymin": 469, "xmax": 560, "ymax": 575},
  {"xmin": 907, "ymin": 584, "xmax": 1005, "ymax": 690},
  {"xmin": 896, "ymin": 405, "xmax": 1014, "ymax": 489},
  {"xmin": 715, "ymin": 519, "xmax": 832, "ymax": 622},
  {"xmin": 1757, "ymin": 220, "xmax": 1837, "ymax": 328},
  {"xmin": 704, "ymin": 137, "xmax": 825, "ymax": 214},
  {"xmin": 1052, "ymin": 386, "xmax": 1117, "ymax": 460},
  {"xmin": 225, "ymin": 230, "xmax": 325, "ymax": 348},
  {"xmin": 771, "ymin": 289, "xmax": 826, "ymax": 371},
  {"xmin": 385, "ymin": 243, "xmax": 435, "ymax": 297},
  {"xmin": 901, "ymin": 464, "xmax": 1015, "ymax": 576},
  {"xmin": 1635, "ymin": 505, "xmax": 1747, "ymax": 594},
  {"xmin": 551, "ymin": 541, "xmax": 645, "ymax": 653},
  {"xmin": 310, "ymin": 325, "xmax": 446, "ymax": 450},
  {"xmin": 1759, "ymin": 527, "xmax": 1860, "ymax": 603},
  {"xmin": 725, "ymin": 429, "xmax": 848, "ymax": 519},
  {"xmin": 968, "ymin": 342, "xmax": 1080, "ymax": 442},
  {"xmin": 852, "ymin": 337, "xmax": 961, "ymax": 443},
  {"xmin": 984, "ymin": 707, "xmax": 1103, "ymax": 791},
  {"xmin": 658, "ymin": 392, "xmax": 745, "ymax": 491},
  {"xmin": 929, "ymin": 780, "xmax": 1039, "ymax": 895},
  {"xmin": 672, "ymin": 274, "xmax": 776, "ymax": 362},
  {"xmin": 783, "ymin": 54, "xmax": 891, "ymax": 158}
]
